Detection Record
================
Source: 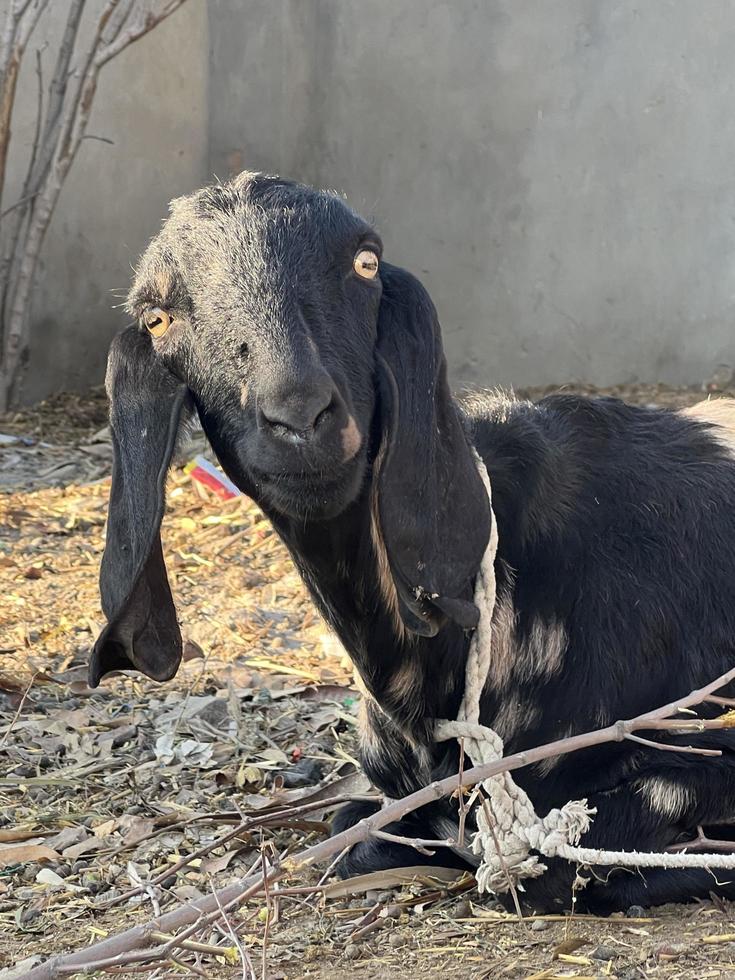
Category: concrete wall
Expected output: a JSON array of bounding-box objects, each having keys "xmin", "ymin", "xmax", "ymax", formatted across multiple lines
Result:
[
  {"xmin": 210, "ymin": 0, "xmax": 735, "ymax": 390},
  {"xmin": 5, "ymin": 0, "xmax": 208, "ymax": 404},
  {"xmin": 10, "ymin": 1, "xmax": 735, "ymax": 401}
]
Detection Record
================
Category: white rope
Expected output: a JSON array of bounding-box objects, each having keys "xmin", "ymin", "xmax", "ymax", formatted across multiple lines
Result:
[{"xmin": 434, "ymin": 453, "xmax": 735, "ymax": 894}]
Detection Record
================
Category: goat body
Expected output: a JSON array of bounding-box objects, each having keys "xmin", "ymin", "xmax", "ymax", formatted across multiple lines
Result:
[
  {"xmin": 275, "ymin": 391, "xmax": 735, "ymax": 911},
  {"xmin": 91, "ymin": 172, "xmax": 735, "ymax": 913}
]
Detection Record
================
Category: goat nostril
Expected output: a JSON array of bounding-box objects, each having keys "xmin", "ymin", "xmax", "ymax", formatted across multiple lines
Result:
[
  {"xmin": 239, "ymin": 342, "xmax": 250, "ymax": 359},
  {"xmin": 313, "ymin": 398, "xmax": 335, "ymax": 431}
]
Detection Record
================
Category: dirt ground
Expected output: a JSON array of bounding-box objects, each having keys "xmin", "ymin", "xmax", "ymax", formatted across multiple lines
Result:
[{"xmin": 2, "ymin": 382, "xmax": 735, "ymax": 980}]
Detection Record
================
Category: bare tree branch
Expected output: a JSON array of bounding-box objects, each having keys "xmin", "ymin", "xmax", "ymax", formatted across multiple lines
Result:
[
  {"xmin": 95, "ymin": 0, "xmax": 188, "ymax": 68},
  {"xmin": 0, "ymin": 0, "xmax": 191, "ymax": 409},
  {"xmin": 0, "ymin": 0, "xmax": 49, "ymax": 206},
  {"xmin": 101, "ymin": 0, "xmax": 137, "ymax": 47},
  {"xmin": 0, "ymin": 189, "xmax": 35, "ymax": 220},
  {"xmin": 23, "ymin": 0, "xmax": 86, "ymax": 195},
  {"xmin": 25, "ymin": 45, "xmax": 44, "ymax": 185}
]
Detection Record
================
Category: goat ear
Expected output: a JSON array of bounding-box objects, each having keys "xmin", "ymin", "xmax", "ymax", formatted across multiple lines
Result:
[
  {"xmin": 89, "ymin": 327, "xmax": 190, "ymax": 688},
  {"xmin": 374, "ymin": 263, "xmax": 491, "ymax": 637}
]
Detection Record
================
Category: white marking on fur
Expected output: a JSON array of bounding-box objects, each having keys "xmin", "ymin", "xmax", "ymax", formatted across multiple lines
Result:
[
  {"xmin": 389, "ymin": 661, "xmax": 421, "ymax": 705},
  {"xmin": 357, "ymin": 697, "xmax": 382, "ymax": 752},
  {"xmin": 492, "ymin": 698, "xmax": 542, "ymax": 741},
  {"xmin": 484, "ymin": 591, "xmax": 517, "ymax": 688},
  {"xmin": 359, "ymin": 696, "xmax": 432, "ymax": 790},
  {"xmin": 517, "ymin": 618, "xmax": 568, "ymax": 684},
  {"xmin": 484, "ymin": 593, "xmax": 567, "ymax": 689},
  {"xmin": 640, "ymin": 778, "xmax": 693, "ymax": 821},
  {"xmin": 682, "ymin": 398, "xmax": 735, "ymax": 458}
]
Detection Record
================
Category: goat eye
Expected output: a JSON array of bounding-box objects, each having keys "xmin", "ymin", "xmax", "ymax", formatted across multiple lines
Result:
[
  {"xmin": 144, "ymin": 307, "xmax": 172, "ymax": 338},
  {"xmin": 353, "ymin": 249, "xmax": 379, "ymax": 280}
]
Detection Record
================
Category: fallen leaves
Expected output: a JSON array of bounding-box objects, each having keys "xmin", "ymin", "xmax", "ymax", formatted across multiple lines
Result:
[
  {"xmin": 321, "ymin": 867, "xmax": 464, "ymax": 899},
  {"xmin": 0, "ymin": 841, "xmax": 59, "ymax": 868},
  {"xmin": 0, "ymin": 446, "xmax": 368, "ymax": 973}
]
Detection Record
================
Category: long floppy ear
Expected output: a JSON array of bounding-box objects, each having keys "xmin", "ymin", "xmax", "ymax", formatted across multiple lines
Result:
[
  {"xmin": 374, "ymin": 263, "xmax": 492, "ymax": 637},
  {"xmin": 89, "ymin": 327, "xmax": 191, "ymax": 688}
]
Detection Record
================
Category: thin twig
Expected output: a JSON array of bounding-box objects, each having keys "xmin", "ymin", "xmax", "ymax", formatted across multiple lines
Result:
[
  {"xmin": 209, "ymin": 876, "xmax": 256, "ymax": 980},
  {"xmin": 0, "ymin": 188, "xmax": 36, "ymax": 221},
  {"xmin": 624, "ymin": 732, "xmax": 721, "ymax": 756},
  {"xmin": 456, "ymin": 736, "xmax": 469, "ymax": 848},
  {"xmin": 0, "ymin": 670, "xmax": 36, "ymax": 748},
  {"xmin": 667, "ymin": 825, "xmax": 735, "ymax": 854},
  {"xmin": 480, "ymin": 794, "xmax": 524, "ymax": 923},
  {"xmin": 260, "ymin": 841, "xmax": 272, "ymax": 980},
  {"xmin": 22, "ymin": 44, "xmax": 44, "ymax": 197},
  {"xmin": 315, "ymin": 844, "xmax": 350, "ymax": 888},
  {"xmin": 705, "ymin": 696, "xmax": 735, "ymax": 708},
  {"xmin": 372, "ymin": 829, "xmax": 455, "ymax": 857},
  {"xmin": 149, "ymin": 931, "xmax": 235, "ymax": 959}
]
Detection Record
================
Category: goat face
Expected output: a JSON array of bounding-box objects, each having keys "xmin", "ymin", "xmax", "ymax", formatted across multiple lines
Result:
[
  {"xmin": 90, "ymin": 172, "xmax": 491, "ymax": 688},
  {"xmin": 127, "ymin": 173, "xmax": 381, "ymax": 522}
]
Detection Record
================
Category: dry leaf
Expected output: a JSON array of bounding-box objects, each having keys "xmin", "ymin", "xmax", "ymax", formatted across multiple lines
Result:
[
  {"xmin": 182, "ymin": 638, "xmax": 205, "ymax": 661},
  {"xmin": 0, "ymin": 672, "xmax": 25, "ymax": 694},
  {"xmin": 46, "ymin": 826, "xmax": 87, "ymax": 851},
  {"xmin": 321, "ymin": 866, "xmax": 463, "ymax": 898},
  {"xmin": 173, "ymin": 884, "xmax": 205, "ymax": 902},
  {"xmin": 118, "ymin": 815, "xmax": 155, "ymax": 847},
  {"xmin": 552, "ymin": 937, "xmax": 589, "ymax": 959},
  {"xmin": 63, "ymin": 836, "xmax": 103, "ymax": 860},
  {"xmin": 0, "ymin": 841, "xmax": 60, "ymax": 867},
  {"xmin": 0, "ymin": 829, "xmax": 44, "ymax": 844},
  {"xmin": 92, "ymin": 818, "xmax": 118, "ymax": 838},
  {"xmin": 201, "ymin": 847, "xmax": 250, "ymax": 875}
]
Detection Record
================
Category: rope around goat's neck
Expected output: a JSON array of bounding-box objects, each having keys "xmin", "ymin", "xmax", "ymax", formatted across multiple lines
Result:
[{"xmin": 434, "ymin": 452, "xmax": 735, "ymax": 895}]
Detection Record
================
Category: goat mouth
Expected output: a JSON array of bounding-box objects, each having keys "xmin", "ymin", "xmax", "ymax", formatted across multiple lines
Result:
[{"xmin": 249, "ymin": 458, "xmax": 365, "ymax": 519}]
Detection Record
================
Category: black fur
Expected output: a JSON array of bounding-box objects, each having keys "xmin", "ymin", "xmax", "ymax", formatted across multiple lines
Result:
[{"xmin": 93, "ymin": 172, "xmax": 735, "ymax": 913}]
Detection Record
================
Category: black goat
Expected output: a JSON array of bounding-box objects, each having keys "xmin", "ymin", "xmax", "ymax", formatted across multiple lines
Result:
[{"xmin": 91, "ymin": 172, "xmax": 735, "ymax": 913}]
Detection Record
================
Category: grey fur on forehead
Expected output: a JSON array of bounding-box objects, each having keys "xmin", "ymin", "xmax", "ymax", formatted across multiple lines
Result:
[
  {"xmin": 171, "ymin": 171, "xmax": 349, "ymax": 217},
  {"xmin": 127, "ymin": 171, "xmax": 365, "ymax": 315}
]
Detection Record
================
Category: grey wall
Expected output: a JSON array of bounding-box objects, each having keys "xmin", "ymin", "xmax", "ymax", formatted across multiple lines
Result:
[
  {"xmin": 6, "ymin": 0, "xmax": 208, "ymax": 404},
  {"xmin": 210, "ymin": 0, "xmax": 735, "ymax": 390},
  {"xmin": 10, "ymin": 1, "xmax": 735, "ymax": 401}
]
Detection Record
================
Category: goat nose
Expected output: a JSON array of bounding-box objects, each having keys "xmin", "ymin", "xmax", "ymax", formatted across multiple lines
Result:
[{"xmin": 258, "ymin": 379, "xmax": 336, "ymax": 441}]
